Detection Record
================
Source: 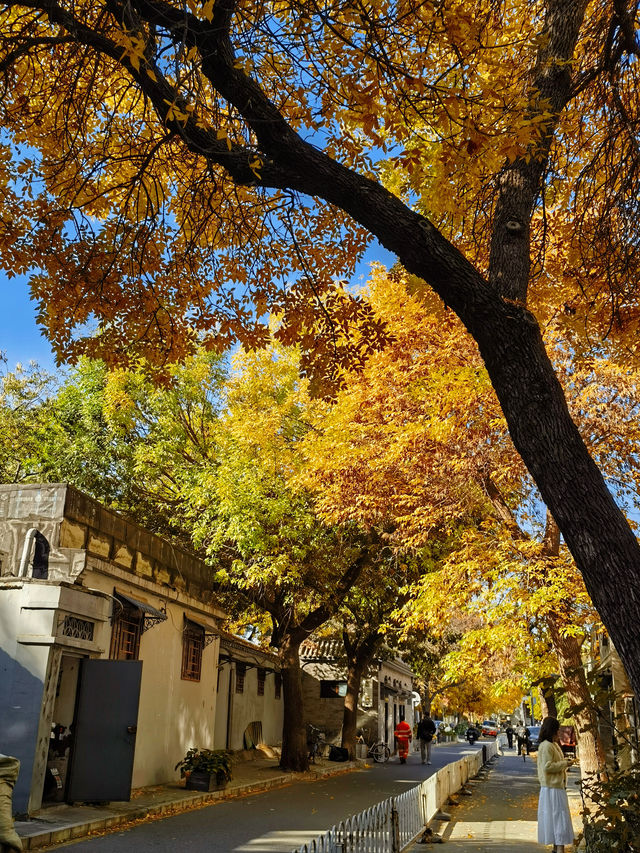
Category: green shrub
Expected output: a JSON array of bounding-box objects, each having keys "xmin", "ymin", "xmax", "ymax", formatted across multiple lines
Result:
[
  {"xmin": 581, "ymin": 765, "xmax": 640, "ymax": 852},
  {"xmin": 175, "ymin": 748, "xmax": 233, "ymax": 782}
]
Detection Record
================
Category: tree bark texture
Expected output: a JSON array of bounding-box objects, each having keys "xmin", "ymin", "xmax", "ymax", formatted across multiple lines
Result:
[
  {"xmin": 278, "ymin": 636, "xmax": 309, "ymax": 772},
  {"xmin": 341, "ymin": 661, "xmax": 366, "ymax": 760},
  {"xmin": 542, "ymin": 515, "xmax": 606, "ymax": 778},
  {"xmin": 341, "ymin": 628, "xmax": 383, "ymax": 758},
  {"xmin": 546, "ymin": 615, "xmax": 607, "ymax": 779}
]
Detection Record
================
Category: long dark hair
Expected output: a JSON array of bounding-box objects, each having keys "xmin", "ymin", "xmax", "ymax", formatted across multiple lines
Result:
[{"xmin": 538, "ymin": 716, "xmax": 560, "ymax": 743}]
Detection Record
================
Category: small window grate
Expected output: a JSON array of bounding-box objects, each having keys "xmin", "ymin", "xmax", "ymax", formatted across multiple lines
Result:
[
  {"xmin": 236, "ymin": 662, "xmax": 246, "ymax": 693},
  {"xmin": 182, "ymin": 620, "xmax": 205, "ymax": 682},
  {"xmin": 257, "ymin": 668, "xmax": 266, "ymax": 696},
  {"xmin": 110, "ymin": 607, "xmax": 142, "ymax": 660},
  {"xmin": 62, "ymin": 616, "xmax": 95, "ymax": 641},
  {"xmin": 274, "ymin": 672, "xmax": 282, "ymax": 699}
]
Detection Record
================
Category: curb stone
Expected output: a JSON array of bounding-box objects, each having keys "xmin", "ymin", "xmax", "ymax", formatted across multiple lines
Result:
[{"xmin": 15, "ymin": 761, "xmax": 359, "ymax": 850}]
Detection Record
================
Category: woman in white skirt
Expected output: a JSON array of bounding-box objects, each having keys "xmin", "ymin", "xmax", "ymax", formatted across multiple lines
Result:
[{"xmin": 537, "ymin": 716, "xmax": 574, "ymax": 852}]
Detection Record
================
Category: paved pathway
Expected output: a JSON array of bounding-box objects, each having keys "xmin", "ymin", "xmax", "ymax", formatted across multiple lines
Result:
[
  {"xmin": 35, "ymin": 742, "xmax": 473, "ymax": 852},
  {"xmin": 409, "ymin": 750, "xmax": 583, "ymax": 852}
]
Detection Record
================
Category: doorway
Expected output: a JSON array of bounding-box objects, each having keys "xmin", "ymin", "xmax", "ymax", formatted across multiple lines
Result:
[{"xmin": 43, "ymin": 654, "xmax": 82, "ymax": 804}]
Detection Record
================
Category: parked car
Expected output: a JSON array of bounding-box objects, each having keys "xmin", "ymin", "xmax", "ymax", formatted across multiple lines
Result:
[
  {"xmin": 527, "ymin": 725, "xmax": 541, "ymax": 751},
  {"xmin": 481, "ymin": 720, "xmax": 499, "ymax": 737}
]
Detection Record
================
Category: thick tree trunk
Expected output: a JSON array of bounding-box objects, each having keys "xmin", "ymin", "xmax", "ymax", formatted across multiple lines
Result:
[
  {"xmin": 421, "ymin": 689, "xmax": 432, "ymax": 717},
  {"xmin": 279, "ymin": 636, "xmax": 309, "ymax": 772},
  {"xmin": 546, "ymin": 616, "xmax": 606, "ymax": 780},
  {"xmin": 341, "ymin": 628, "xmax": 384, "ymax": 758},
  {"xmin": 270, "ymin": 551, "xmax": 372, "ymax": 772},
  {"xmin": 262, "ymin": 138, "xmax": 640, "ymax": 706},
  {"xmin": 541, "ymin": 515, "xmax": 606, "ymax": 779},
  {"xmin": 341, "ymin": 662, "xmax": 366, "ymax": 759},
  {"xmin": 543, "ymin": 512, "xmax": 606, "ymax": 778}
]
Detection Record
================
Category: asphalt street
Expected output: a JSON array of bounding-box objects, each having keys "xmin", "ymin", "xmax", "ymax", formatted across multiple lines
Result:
[{"xmin": 54, "ymin": 741, "xmax": 480, "ymax": 853}]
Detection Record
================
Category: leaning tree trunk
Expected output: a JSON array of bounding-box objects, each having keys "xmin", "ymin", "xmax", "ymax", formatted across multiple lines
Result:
[
  {"xmin": 276, "ymin": 137, "xmax": 640, "ymax": 705},
  {"xmin": 279, "ymin": 635, "xmax": 309, "ymax": 772},
  {"xmin": 250, "ymin": 0, "xmax": 640, "ymax": 703},
  {"xmin": 546, "ymin": 614, "xmax": 606, "ymax": 781}
]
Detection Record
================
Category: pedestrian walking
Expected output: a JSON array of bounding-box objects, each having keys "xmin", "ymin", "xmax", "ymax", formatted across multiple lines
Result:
[
  {"xmin": 416, "ymin": 715, "xmax": 437, "ymax": 764},
  {"xmin": 536, "ymin": 716, "xmax": 574, "ymax": 853},
  {"xmin": 394, "ymin": 718, "xmax": 412, "ymax": 764},
  {"xmin": 505, "ymin": 724, "xmax": 514, "ymax": 749},
  {"xmin": 516, "ymin": 723, "xmax": 530, "ymax": 755}
]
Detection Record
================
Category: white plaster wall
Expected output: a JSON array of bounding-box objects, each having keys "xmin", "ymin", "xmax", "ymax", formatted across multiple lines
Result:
[
  {"xmin": 53, "ymin": 656, "xmax": 81, "ymax": 728},
  {"xmin": 83, "ymin": 571, "xmax": 220, "ymax": 788},
  {"xmin": 217, "ymin": 663, "xmax": 283, "ymax": 751},
  {"xmin": 234, "ymin": 667, "xmax": 283, "ymax": 750},
  {"xmin": 135, "ymin": 603, "xmax": 219, "ymax": 787}
]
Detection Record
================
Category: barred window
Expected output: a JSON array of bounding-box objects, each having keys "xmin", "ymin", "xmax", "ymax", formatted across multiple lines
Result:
[
  {"xmin": 181, "ymin": 619, "xmax": 205, "ymax": 682},
  {"xmin": 236, "ymin": 662, "xmax": 246, "ymax": 693},
  {"xmin": 274, "ymin": 672, "xmax": 282, "ymax": 700},
  {"xmin": 257, "ymin": 668, "xmax": 266, "ymax": 696},
  {"xmin": 110, "ymin": 605, "xmax": 142, "ymax": 660}
]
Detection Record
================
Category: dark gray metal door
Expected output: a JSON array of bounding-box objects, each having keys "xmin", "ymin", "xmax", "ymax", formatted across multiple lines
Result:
[{"xmin": 67, "ymin": 659, "xmax": 142, "ymax": 802}]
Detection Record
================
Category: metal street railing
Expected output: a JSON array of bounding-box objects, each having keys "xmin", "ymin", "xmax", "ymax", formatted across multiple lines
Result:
[{"xmin": 292, "ymin": 740, "xmax": 498, "ymax": 853}]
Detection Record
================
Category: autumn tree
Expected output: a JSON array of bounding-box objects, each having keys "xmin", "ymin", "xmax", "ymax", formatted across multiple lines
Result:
[
  {"xmin": 332, "ymin": 550, "xmax": 425, "ymax": 758},
  {"xmin": 101, "ymin": 345, "xmax": 381, "ymax": 771},
  {"xmin": 199, "ymin": 347, "xmax": 389, "ymax": 770},
  {"xmin": 2, "ymin": 0, "xmax": 640, "ymax": 697},
  {"xmin": 306, "ymin": 268, "xmax": 640, "ymax": 775}
]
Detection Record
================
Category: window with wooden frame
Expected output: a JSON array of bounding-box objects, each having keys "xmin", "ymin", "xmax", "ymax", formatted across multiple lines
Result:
[
  {"xmin": 110, "ymin": 602, "xmax": 143, "ymax": 660},
  {"xmin": 236, "ymin": 662, "xmax": 246, "ymax": 693},
  {"xmin": 274, "ymin": 672, "xmax": 282, "ymax": 699},
  {"xmin": 181, "ymin": 619, "xmax": 205, "ymax": 681},
  {"xmin": 257, "ymin": 668, "xmax": 266, "ymax": 696}
]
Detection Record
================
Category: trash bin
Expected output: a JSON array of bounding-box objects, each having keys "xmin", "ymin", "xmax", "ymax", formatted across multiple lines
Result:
[{"xmin": 0, "ymin": 755, "xmax": 23, "ymax": 852}]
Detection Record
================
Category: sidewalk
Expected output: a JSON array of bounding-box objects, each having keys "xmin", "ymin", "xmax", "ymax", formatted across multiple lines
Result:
[
  {"xmin": 14, "ymin": 753, "xmax": 359, "ymax": 851},
  {"xmin": 409, "ymin": 751, "xmax": 583, "ymax": 852}
]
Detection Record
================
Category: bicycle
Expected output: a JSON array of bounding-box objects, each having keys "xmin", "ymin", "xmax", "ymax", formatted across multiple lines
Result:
[
  {"xmin": 306, "ymin": 724, "xmax": 325, "ymax": 763},
  {"xmin": 356, "ymin": 731, "xmax": 391, "ymax": 763},
  {"xmin": 368, "ymin": 741, "xmax": 391, "ymax": 763}
]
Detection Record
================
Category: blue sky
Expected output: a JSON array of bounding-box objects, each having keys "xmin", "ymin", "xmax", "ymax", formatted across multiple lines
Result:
[
  {"xmin": 1, "ymin": 272, "xmax": 58, "ymax": 371},
  {"xmin": 0, "ymin": 243, "xmax": 396, "ymax": 374}
]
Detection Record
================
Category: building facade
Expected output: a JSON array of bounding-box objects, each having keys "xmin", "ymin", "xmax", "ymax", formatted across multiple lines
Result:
[
  {"xmin": 0, "ymin": 483, "xmax": 226, "ymax": 814},
  {"xmin": 214, "ymin": 633, "xmax": 283, "ymax": 751},
  {"xmin": 589, "ymin": 630, "xmax": 639, "ymax": 772},
  {"xmin": 299, "ymin": 639, "xmax": 416, "ymax": 748}
]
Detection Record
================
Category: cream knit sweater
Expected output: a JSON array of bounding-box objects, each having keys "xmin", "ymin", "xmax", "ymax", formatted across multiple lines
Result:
[{"xmin": 537, "ymin": 740, "xmax": 571, "ymax": 789}]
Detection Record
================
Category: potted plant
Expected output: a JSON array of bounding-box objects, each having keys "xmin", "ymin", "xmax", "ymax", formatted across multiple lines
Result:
[{"xmin": 175, "ymin": 748, "xmax": 233, "ymax": 792}]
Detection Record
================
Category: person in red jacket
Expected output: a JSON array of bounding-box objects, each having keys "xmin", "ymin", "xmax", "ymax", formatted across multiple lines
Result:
[{"xmin": 394, "ymin": 719, "xmax": 412, "ymax": 764}]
